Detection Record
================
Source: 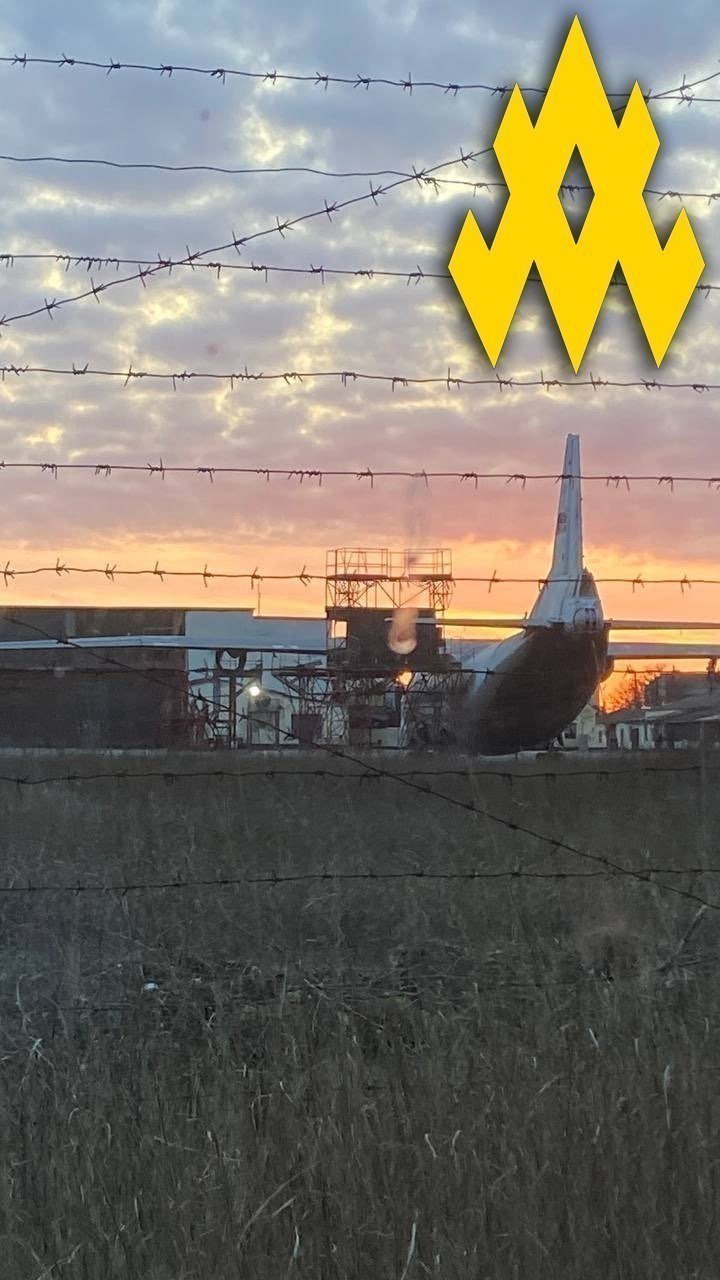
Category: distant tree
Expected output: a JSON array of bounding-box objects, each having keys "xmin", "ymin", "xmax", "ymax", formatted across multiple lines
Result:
[{"xmin": 602, "ymin": 665, "xmax": 667, "ymax": 713}]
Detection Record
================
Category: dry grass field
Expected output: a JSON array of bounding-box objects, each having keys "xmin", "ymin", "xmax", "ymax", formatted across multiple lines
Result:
[{"xmin": 0, "ymin": 749, "xmax": 718, "ymax": 1278}]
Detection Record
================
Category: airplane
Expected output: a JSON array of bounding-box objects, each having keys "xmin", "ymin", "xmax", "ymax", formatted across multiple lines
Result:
[
  {"xmin": 3, "ymin": 432, "xmax": 720, "ymax": 755},
  {"xmin": 394, "ymin": 433, "xmax": 720, "ymax": 754}
]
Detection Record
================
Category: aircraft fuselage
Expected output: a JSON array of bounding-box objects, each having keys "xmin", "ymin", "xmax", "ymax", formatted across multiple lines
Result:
[{"xmin": 461, "ymin": 624, "xmax": 611, "ymax": 754}]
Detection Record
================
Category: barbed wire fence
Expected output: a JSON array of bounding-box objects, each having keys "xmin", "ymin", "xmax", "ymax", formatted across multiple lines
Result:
[
  {"xmin": 0, "ymin": 664, "xmax": 695, "ymax": 682},
  {"xmin": 2, "ymin": 152, "xmax": 515, "ymax": 188},
  {"xmin": 0, "ymin": 144, "xmax": 498, "ymax": 331},
  {"xmin": 2, "ymin": 253, "xmax": 719, "ymax": 296},
  {"xmin": 0, "ymin": 363, "xmax": 718, "ymax": 393},
  {"xmin": 5, "ymin": 461, "xmax": 720, "ymax": 487},
  {"xmin": 0, "ymin": 43, "xmax": 717, "ymax": 978},
  {"xmin": 0, "ymin": 759, "xmax": 717, "ymax": 786},
  {"xmin": 1, "ymin": 147, "xmax": 716, "ymax": 335},
  {"xmin": 1, "ymin": 864, "xmax": 720, "ymax": 896},
  {"xmin": 1, "ymin": 561, "xmax": 720, "ymax": 587},
  {"xmin": 1, "ymin": 52, "xmax": 718, "ymax": 103},
  {"xmin": 1, "ymin": 152, "xmax": 718, "ymax": 206}
]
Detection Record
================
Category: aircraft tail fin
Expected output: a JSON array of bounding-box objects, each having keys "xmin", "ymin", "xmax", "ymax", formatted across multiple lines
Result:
[
  {"xmin": 528, "ymin": 434, "xmax": 598, "ymax": 627},
  {"xmin": 549, "ymin": 433, "xmax": 583, "ymax": 582}
]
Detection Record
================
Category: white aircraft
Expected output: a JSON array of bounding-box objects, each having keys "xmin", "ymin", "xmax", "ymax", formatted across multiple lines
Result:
[
  {"xmin": 2, "ymin": 432, "xmax": 720, "ymax": 754},
  {"xmin": 422, "ymin": 433, "xmax": 720, "ymax": 753}
]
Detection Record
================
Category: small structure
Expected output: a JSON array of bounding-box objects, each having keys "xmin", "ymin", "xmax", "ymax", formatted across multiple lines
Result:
[
  {"xmin": 603, "ymin": 708, "xmax": 655, "ymax": 750},
  {"xmin": 561, "ymin": 701, "xmax": 607, "ymax": 750},
  {"xmin": 323, "ymin": 546, "xmax": 458, "ymax": 747},
  {"xmin": 646, "ymin": 701, "xmax": 720, "ymax": 750}
]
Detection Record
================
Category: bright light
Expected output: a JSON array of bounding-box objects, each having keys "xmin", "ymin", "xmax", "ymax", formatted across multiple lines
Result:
[
  {"xmin": 397, "ymin": 670, "xmax": 414, "ymax": 688},
  {"xmin": 247, "ymin": 683, "xmax": 262, "ymax": 697}
]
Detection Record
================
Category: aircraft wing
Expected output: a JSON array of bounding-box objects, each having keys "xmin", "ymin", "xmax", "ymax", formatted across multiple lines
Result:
[
  {"xmin": 0, "ymin": 635, "xmax": 328, "ymax": 655},
  {"xmin": 609, "ymin": 642, "xmax": 720, "ymax": 660},
  {"xmin": 401, "ymin": 617, "xmax": 530, "ymax": 630},
  {"xmin": 435, "ymin": 617, "xmax": 720, "ymax": 632},
  {"xmin": 609, "ymin": 618, "xmax": 720, "ymax": 659},
  {"xmin": 608, "ymin": 620, "xmax": 720, "ymax": 631}
]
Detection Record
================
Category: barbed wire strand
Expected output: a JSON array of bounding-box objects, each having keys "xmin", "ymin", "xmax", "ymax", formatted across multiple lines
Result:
[
  {"xmin": 5, "ymin": 461, "xmax": 720, "ymax": 489},
  {"xmin": 1, "ymin": 52, "xmax": 718, "ymax": 103},
  {"xmin": 0, "ymin": 153, "xmax": 717, "ymax": 206},
  {"xmin": 0, "ymin": 364, "xmax": 718, "ymax": 394},
  {"xmin": 0, "ymin": 663, "xmax": 707, "ymax": 682},
  {"xmin": 1, "ymin": 864, "xmax": 720, "ymax": 895},
  {"xmin": 0, "ymin": 153, "xmax": 496, "ymax": 191},
  {"xmin": 3, "ymin": 253, "xmax": 719, "ymax": 297},
  {"xmin": 0, "ymin": 761, "xmax": 717, "ymax": 787},
  {"xmin": 0, "ymin": 561, "xmax": 719, "ymax": 588},
  {"xmin": 5, "ymin": 614, "xmax": 720, "ymax": 917}
]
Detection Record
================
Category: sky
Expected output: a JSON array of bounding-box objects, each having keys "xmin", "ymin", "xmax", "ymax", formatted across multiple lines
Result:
[{"xmin": 0, "ymin": 0, "xmax": 718, "ymax": 640}]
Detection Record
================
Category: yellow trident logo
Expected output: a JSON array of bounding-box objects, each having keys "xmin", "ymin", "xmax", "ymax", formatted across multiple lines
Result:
[{"xmin": 449, "ymin": 16, "xmax": 704, "ymax": 371}]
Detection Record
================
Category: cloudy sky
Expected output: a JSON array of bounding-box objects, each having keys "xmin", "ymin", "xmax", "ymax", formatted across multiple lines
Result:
[{"xmin": 0, "ymin": 0, "xmax": 717, "ymax": 631}]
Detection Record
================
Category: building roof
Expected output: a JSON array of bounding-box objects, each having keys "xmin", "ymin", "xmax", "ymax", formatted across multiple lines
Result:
[
  {"xmin": 602, "ymin": 708, "xmax": 649, "ymax": 725},
  {"xmin": 653, "ymin": 707, "xmax": 720, "ymax": 726},
  {"xmin": 603, "ymin": 691, "xmax": 720, "ymax": 727}
]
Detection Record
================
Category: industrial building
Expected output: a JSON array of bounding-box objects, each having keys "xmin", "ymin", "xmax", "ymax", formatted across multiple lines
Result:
[{"xmin": 0, "ymin": 547, "xmax": 468, "ymax": 750}]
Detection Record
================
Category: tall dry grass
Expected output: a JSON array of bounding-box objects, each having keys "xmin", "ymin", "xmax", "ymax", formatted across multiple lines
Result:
[{"xmin": 0, "ymin": 750, "xmax": 718, "ymax": 1278}]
